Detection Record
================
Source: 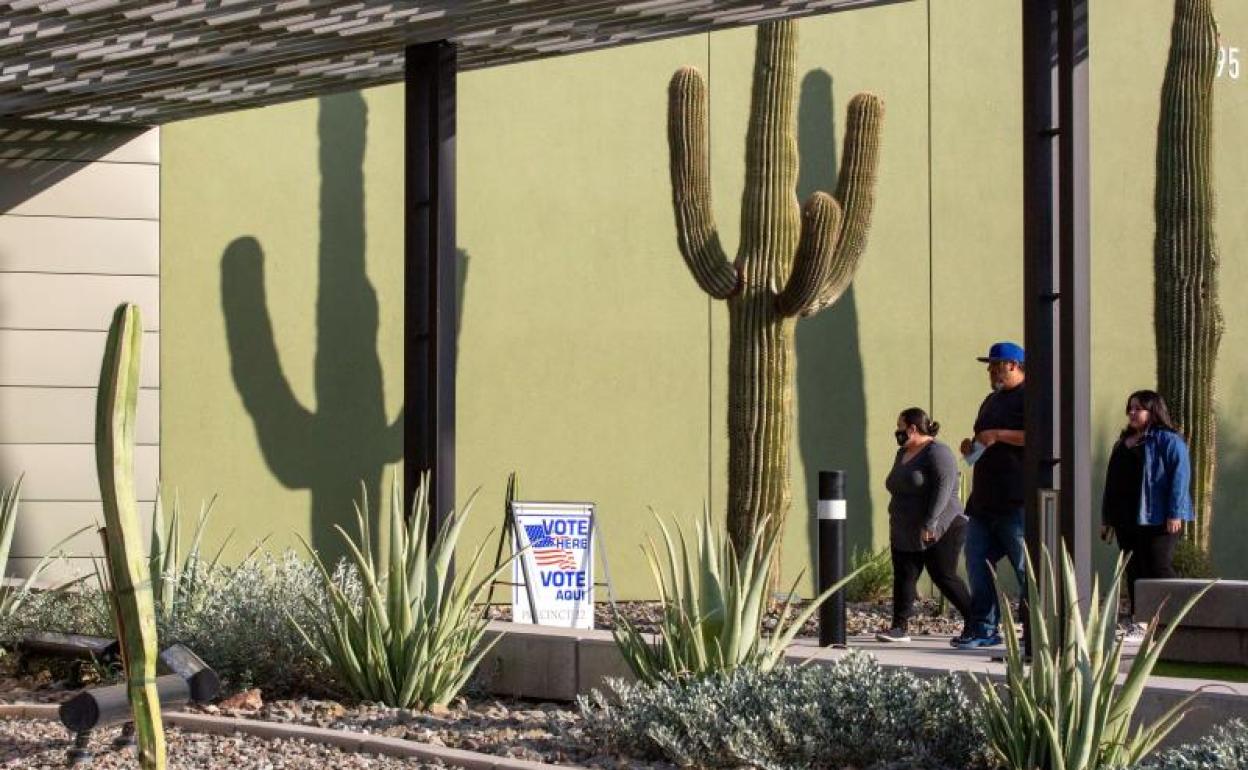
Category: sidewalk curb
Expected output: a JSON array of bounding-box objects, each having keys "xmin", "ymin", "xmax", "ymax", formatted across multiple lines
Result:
[{"xmin": 0, "ymin": 703, "xmax": 574, "ymax": 770}]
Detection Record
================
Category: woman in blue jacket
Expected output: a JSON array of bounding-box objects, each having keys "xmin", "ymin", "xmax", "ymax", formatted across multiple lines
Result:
[{"xmin": 1100, "ymin": 390, "xmax": 1193, "ymax": 618}]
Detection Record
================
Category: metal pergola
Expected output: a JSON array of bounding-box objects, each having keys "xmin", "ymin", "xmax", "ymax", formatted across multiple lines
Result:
[{"xmin": 0, "ymin": 0, "xmax": 1093, "ymax": 597}]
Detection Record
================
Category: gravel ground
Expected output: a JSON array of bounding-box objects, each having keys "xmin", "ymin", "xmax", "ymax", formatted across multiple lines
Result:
[
  {"xmin": 485, "ymin": 597, "xmax": 965, "ymax": 638},
  {"xmin": 196, "ymin": 697, "xmax": 673, "ymax": 770},
  {"xmin": 0, "ymin": 718, "xmax": 461, "ymax": 769},
  {"xmin": 0, "ymin": 598, "xmax": 967, "ymax": 769}
]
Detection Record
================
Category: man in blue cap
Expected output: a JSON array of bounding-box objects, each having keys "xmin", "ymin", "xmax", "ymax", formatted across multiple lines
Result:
[{"xmin": 954, "ymin": 341, "xmax": 1027, "ymax": 649}]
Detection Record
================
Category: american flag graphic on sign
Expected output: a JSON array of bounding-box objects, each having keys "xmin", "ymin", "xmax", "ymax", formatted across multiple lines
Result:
[{"xmin": 524, "ymin": 524, "xmax": 578, "ymax": 570}]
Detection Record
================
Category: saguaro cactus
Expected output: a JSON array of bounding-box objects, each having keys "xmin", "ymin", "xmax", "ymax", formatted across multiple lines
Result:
[
  {"xmin": 96, "ymin": 303, "xmax": 165, "ymax": 770},
  {"xmin": 668, "ymin": 20, "xmax": 883, "ymax": 550},
  {"xmin": 1154, "ymin": 0, "xmax": 1222, "ymax": 552}
]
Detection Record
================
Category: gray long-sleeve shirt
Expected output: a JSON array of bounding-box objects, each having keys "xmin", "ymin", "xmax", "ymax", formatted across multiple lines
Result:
[{"xmin": 885, "ymin": 440, "xmax": 965, "ymax": 552}]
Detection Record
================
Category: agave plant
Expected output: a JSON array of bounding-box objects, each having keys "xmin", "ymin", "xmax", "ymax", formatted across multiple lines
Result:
[
  {"xmin": 975, "ymin": 543, "xmax": 1215, "ymax": 770},
  {"xmin": 147, "ymin": 490, "xmax": 240, "ymax": 626},
  {"xmin": 292, "ymin": 472, "xmax": 510, "ymax": 709},
  {"xmin": 613, "ymin": 509, "xmax": 862, "ymax": 684},
  {"xmin": 0, "ymin": 475, "xmax": 90, "ymax": 620}
]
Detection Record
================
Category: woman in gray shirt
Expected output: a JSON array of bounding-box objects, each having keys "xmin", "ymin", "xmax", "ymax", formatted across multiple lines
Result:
[{"xmin": 876, "ymin": 407, "xmax": 972, "ymax": 643}]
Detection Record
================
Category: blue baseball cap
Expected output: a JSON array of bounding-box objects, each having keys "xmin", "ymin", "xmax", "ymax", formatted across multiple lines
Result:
[{"xmin": 977, "ymin": 341, "xmax": 1025, "ymax": 364}]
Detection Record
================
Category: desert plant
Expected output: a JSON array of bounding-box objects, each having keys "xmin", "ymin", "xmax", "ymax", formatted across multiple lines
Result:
[
  {"xmin": 974, "ymin": 544, "xmax": 1214, "ymax": 770},
  {"xmin": 0, "ymin": 548, "xmax": 350, "ymax": 697},
  {"xmin": 1154, "ymin": 0, "xmax": 1222, "ymax": 552},
  {"xmin": 844, "ymin": 544, "xmax": 892, "ymax": 603},
  {"xmin": 612, "ymin": 509, "xmax": 861, "ymax": 683},
  {"xmin": 1172, "ymin": 537, "xmax": 1215, "ymax": 579},
  {"xmin": 1138, "ymin": 719, "xmax": 1248, "ymax": 769},
  {"xmin": 149, "ymin": 490, "xmax": 229, "ymax": 625},
  {"xmin": 164, "ymin": 550, "xmax": 350, "ymax": 695},
  {"xmin": 578, "ymin": 651, "xmax": 982, "ymax": 770},
  {"xmin": 292, "ymin": 473, "xmax": 509, "ymax": 708},
  {"xmin": 667, "ymin": 19, "xmax": 883, "ymax": 553},
  {"xmin": 95, "ymin": 302, "xmax": 164, "ymax": 770},
  {"xmin": 0, "ymin": 475, "xmax": 90, "ymax": 622}
]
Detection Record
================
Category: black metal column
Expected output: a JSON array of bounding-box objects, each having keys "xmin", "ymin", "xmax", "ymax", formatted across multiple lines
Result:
[
  {"xmin": 1058, "ymin": 0, "xmax": 1092, "ymax": 598},
  {"xmin": 405, "ymin": 41, "xmax": 457, "ymax": 538},
  {"xmin": 1022, "ymin": 0, "xmax": 1090, "ymax": 599}
]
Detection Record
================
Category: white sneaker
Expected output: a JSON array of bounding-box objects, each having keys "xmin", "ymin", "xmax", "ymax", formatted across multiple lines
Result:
[
  {"xmin": 1119, "ymin": 622, "xmax": 1146, "ymax": 643},
  {"xmin": 875, "ymin": 627, "xmax": 912, "ymax": 643}
]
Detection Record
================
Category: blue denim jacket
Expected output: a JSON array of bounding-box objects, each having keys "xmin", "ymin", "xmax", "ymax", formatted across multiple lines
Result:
[{"xmin": 1137, "ymin": 428, "xmax": 1194, "ymax": 526}]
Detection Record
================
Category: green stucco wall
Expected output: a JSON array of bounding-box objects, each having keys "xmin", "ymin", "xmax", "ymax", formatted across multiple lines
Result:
[{"xmin": 162, "ymin": 0, "xmax": 1248, "ymax": 599}]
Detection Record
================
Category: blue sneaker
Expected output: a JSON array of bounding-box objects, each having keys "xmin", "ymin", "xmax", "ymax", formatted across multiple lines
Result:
[
  {"xmin": 954, "ymin": 632, "xmax": 1003, "ymax": 649},
  {"xmin": 948, "ymin": 627, "xmax": 975, "ymax": 647}
]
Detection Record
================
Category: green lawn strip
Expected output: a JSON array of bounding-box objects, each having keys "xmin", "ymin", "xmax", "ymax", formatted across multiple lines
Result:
[{"xmin": 1152, "ymin": 660, "xmax": 1248, "ymax": 683}]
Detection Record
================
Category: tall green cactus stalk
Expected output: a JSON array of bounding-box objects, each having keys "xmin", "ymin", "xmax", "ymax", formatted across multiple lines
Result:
[
  {"xmin": 1155, "ymin": 0, "xmax": 1222, "ymax": 553},
  {"xmin": 96, "ymin": 303, "xmax": 165, "ymax": 770},
  {"xmin": 668, "ymin": 20, "xmax": 883, "ymax": 550}
]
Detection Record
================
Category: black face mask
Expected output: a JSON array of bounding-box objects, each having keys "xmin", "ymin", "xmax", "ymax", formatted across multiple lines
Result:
[{"xmin": 894, "ymin": 430, "xmax": 909, "ymax": 447}]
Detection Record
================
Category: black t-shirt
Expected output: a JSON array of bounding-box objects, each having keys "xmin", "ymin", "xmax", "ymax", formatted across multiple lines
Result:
[
  {"xmin": 967, "ymin": 383, "xmax": 1025, "ymax": 516},
  {"xmin": 1102, "ymin": 440, "xmax": 1144, "ymax": 528}
]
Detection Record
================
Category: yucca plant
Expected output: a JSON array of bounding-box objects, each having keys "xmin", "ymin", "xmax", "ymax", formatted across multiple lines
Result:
[
  {"xmin": 975, "ymin": 544, "xmax": 1215, "ymax": 770},
  {"xmin": 844, "ymin": 544, "xmax": 893, "ymax": 603},
  {"xmin": 292, "ymin": 472, "xmax": 511, "ymax": 709},
  {"xmin": 0, "ymin": 475, "xmax": 90, "ymax": 620},
  {"xmin": 613, "ymin": 509, "xmax": 862, "ymax": 684},
  {"xmin": 148, "ymin": 490, "xmax": 233, "ymax": 626}
]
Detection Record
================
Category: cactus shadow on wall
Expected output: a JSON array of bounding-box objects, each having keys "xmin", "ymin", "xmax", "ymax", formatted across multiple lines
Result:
[
  {"xmin": 1212, "ymin": 418, "xmax": 1248, "ymax": 579},
  {"xmin": 219, "ymin": 92, "xmax": 407, "ymax": 563},
  {"xmin": 794, "ymin": 70, "xmax": 874, "ymax": 569}
]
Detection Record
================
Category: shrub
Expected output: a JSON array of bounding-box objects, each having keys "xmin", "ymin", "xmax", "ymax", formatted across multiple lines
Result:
[
  {"xmin": 1172, "ymin": 539, "xmax": 1215, "ymax": 579},
  {"xmin": 612, "ymin": 510, "xmax": 861, "ymax": 683},
  {"xmin": 0, "ymin": 583, "xmax": 112, "ymax": 643},
  {"xmin": 162, "ymin": 550, "xmax": 350, "ymax": 696},
  {"xmin": 844, "ymin": 544, "xmax": 892, "ymax": 603},
  {"xmin": 1139, "ymin": 719, "xmax": 1248, "ymax": 769},
  {"xmin": 974, "ymin": 544, "xmax": 1214, "ymax": 770},
  {"xmin": 0, "ymin": 550, "xmax": 347, "ymax": 697},
  {"xmin": 578, "ymin": 651, "xmax": 983, "ymax": 770}
]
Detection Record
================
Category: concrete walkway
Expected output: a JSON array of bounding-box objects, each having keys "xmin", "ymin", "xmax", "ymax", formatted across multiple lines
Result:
[
  {"xmin": 481, "ymin": 622, "xmax": 1248, "ymax": 749},
  {"xmin": 792, "ymin": 632, "xmax": 1248, "ymax": 694}
]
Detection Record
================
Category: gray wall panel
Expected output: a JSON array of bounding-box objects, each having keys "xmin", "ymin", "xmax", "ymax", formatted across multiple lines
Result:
[
  {"xmin": 0, "ymin": 161, "xmax": 159, "ymax": 219},
  {"xmin": 8, "ymin": 502, "xmax": 158, "ymax": 560},
  {"xmin": 0, "ymin": 387, "xmax": 159, "ymax": 444},
  {"xmin": 0, "ymin": 217, "xmax": 159, "ymax": 274},
  {"xmin": 0, "ymin": 125, "xmax": 160, "ymax": 579},
  {"xmin": 0, "ymin": 444, "xmax": 159, "ymax": 501},
  {"xmin": 0, "ymin": 273, "xmax": 159, "ymax": 331},
  {"xmin": 0, "ymin": 330, "xmax": 160, "ymax": 387}
]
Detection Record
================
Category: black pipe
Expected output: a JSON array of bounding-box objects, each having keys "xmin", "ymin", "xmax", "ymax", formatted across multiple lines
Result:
[
  {"xmin": 158, "ymin": 643, "xmax": 220, "ymax": 704},
  {"xmin": 59, "ymin": 674, "xmax": 191, "ymax": 734},
  {"xmin": 818, "ymin": 470, "xmax": 847, "ymax": 647}
]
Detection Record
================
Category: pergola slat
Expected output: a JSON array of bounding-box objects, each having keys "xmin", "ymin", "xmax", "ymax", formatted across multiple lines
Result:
[{"xmin": 0, "ymin": 0, "xmax": 906, "ymax": 124}]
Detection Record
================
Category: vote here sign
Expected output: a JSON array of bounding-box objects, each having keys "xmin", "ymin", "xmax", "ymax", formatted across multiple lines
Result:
[{"xmin": 511, "ymin": 502, "xmax": 595, "ymax": 629}]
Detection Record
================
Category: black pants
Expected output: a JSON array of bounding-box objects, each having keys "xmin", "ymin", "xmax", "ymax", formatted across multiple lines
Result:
[
  {"xmin": 1114, "ymin": 523, "xmax": 1178, "ymax": 616},
  {"xmin": 891, "ymin": 517, "xmax": 973, "ymax": 630}
]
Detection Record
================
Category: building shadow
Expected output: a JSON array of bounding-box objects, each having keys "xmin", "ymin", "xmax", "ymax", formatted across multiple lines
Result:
[
  {"xmin": 0, "ymin": 119, "xmax": 144, "ymax": 211},
  {"xmin": 794, "ymin": 70, "xmax": 874, "ymax": 575},
  {"xmin": 220, "ymin": 93, "xmax": 403, "ymax": 563}
]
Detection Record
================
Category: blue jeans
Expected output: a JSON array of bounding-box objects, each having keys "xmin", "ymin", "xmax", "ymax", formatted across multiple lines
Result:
[{"xmin": 965, "ymin": 509, "xmax": 1027, "ymax": 638}]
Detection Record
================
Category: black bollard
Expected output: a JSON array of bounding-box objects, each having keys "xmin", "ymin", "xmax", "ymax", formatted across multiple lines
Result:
[{"xmin": 818, "ymin": 470, "xmax": 847, "ymax": 647}]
